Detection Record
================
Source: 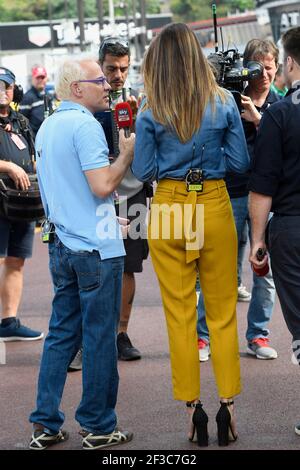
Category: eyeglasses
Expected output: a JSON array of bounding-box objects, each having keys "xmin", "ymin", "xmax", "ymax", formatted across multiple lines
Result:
[
  {"xmin": 77, "ymin": 76, "xmax": 108, "ymax": 86},
  {"xmin": 99, "ymin": 37, "xmax": 129, "ymax": 52}
]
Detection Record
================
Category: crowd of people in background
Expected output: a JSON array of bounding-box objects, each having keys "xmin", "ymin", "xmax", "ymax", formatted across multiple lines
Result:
[{"xmin": 1, "ymin": 23, "xmax": 300, "ymax": 450}]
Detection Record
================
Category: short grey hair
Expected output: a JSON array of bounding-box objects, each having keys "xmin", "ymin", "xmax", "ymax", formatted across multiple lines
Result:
[{"xmin": 55, "ymin": 60, "xmax": 87, "ymax": 100}]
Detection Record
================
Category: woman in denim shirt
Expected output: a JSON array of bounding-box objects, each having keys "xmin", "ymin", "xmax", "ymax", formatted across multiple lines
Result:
[{"xmin": 132, "ymin": 23, "xmax": 249, "ymax": 447}]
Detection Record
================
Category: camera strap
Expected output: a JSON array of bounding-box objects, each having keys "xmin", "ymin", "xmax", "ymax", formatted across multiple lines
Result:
[
  {"xmin": 15, "ymin": 113, "xmax": 35, "ymax": 163},
  {"xmin": 185, "ymin": 143, "xmax": 204, "ymax": 192}
]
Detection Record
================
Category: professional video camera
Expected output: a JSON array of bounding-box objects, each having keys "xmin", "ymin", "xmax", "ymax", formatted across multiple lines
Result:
[
  {"xmin": 208, "ymin": 50, "xmax": 263, "ymax": 92},
  {"xmin": 207, "ymin": 4, "xmax": 263, "ymax": 110}
]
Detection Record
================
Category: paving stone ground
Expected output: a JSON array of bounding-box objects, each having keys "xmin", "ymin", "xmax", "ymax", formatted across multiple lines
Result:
[{"xmin": 0, "ymin": 235, "xmax": 299, "ymax": 451}]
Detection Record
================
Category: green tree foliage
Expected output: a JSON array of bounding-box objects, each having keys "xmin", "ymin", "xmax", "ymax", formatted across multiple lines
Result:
[
  {"xmin": 0, "ymin": 0, "xmax": 46, "ymax": 21},
  {"xmin": 170, "ymin": 0, "xmax": 255, "ymax": 23},
  {"xmin": 0, "ymin": 0, "xmax": 162, "ymax": 22},
  {"xmin": 0, "ymin": 0, "xmax": 254, "ymax": 23},
  {"xmin": 115, "ymin": 0, "xmax": 161, "ymax": 17}
]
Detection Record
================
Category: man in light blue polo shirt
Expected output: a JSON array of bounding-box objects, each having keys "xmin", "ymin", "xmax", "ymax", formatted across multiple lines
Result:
[{"xmin": 29, "ymin": 59, "xmax": 135, "ymax": 450}]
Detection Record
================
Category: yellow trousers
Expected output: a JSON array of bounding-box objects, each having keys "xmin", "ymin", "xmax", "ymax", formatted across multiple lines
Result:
[{"xmin": 148, "ymin": 179, "xmax": 241, "ymax": 401}]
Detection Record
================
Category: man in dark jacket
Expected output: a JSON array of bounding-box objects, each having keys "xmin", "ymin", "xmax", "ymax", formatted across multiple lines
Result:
[
  {"xmin": 19, "ymin": 66, "xmax": 48, "ymax": 138},
  {"xmin": 249, "ymin": 27, "xmax": 300, "ymax": 435}
]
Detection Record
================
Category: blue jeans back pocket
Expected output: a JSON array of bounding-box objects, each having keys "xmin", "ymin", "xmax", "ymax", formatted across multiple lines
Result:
[{"xmin": 71, "ymin": 253, "xmax": 101, "ymax": 291}]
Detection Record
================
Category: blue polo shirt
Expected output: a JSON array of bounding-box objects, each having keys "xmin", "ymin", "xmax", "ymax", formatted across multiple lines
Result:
[{"xmin": 35, "ymin": 101, "xmax": 125, "ymax": 259}]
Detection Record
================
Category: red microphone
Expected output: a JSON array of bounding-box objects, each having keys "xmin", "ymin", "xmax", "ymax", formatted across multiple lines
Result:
[
  {"xmin": 115, "ymin": 102, "xmax": 133, "ymax": 138},
  {"xmin": 252, "ymin": 248, "xmax": 269, "ymax": 277}
]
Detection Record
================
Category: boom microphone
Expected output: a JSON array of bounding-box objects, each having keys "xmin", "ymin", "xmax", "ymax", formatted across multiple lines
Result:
[{"xmin": 115, "ymin": 102, "xmax": 133, "ymax": 138}]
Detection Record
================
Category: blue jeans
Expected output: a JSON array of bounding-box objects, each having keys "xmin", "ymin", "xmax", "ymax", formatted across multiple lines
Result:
[
  {"xmin": 197, "ymin": 196, "xmax": 275, "ymax": 342},
  {"xmin": 30, "ymin": 235, "xmax": 124, "ymax": 435}
]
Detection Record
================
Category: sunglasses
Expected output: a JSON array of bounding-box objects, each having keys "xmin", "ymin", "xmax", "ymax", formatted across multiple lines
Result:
[
  {"xmin": 99, "ymin": 37, "xmax": 129, "ymax": 51},
  {"xmin": 77, "ymin": 76, "xmax": 108, "ymax": 86}
]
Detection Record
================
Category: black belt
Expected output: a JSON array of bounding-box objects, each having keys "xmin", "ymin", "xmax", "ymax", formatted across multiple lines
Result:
[{"xmin": 164, "ymin": 176, "xmax": 185, "ymax": 181}]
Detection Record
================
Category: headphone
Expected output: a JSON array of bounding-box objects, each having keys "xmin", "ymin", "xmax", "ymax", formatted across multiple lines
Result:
[{"xmin": 13, "ymin": 84, "xmax": 24, "ymax": 104}]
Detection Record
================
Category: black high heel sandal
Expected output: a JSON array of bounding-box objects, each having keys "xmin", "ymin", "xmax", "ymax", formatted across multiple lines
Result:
[
  {"xmin": 215, "ymin": 400, "xmax": 238, "ymax": 446},
  {"xmin": 186, "ymin": 402, "xmax": 209, "ymax": 447}
]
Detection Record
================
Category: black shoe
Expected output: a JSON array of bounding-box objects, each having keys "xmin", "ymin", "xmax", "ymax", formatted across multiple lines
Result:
[
  {"xmin": 68, "ymin": 347, "xmax": 83, "ymax": 372},
  {"xmin": 216, "ymin": 401, "xmax": 238, "ymax": 446},
  {"xmin": 186, "ymin": 402, "xmax": 209, "ymax": 447},
  {"xmin": 29, "ymin": 429, "xmax": 69, "ymax": 450},
  {"xmin": 117, "ymin": 332, "xmax": 141, "ymax": 361}
]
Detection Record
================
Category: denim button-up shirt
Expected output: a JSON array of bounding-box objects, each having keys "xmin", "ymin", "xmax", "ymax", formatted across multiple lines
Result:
[{"xmin": 132, "ymin": 93, "xmax": 249, "ymax": 182}]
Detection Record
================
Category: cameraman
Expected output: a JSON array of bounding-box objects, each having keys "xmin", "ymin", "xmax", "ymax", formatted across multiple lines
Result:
[
  {"xmin": 19, "ymin": 66, "xmax": 49, "ymax": 138},
  {"xmin": 0, "ymin": 67, "xmax": 43, "ymax": 342},
  {"xmin": 197, "ymin": 39, "xmax": 280, "ymax": 361},
  {"xmin": 29, "ymin": 59, "xmax": 135, "ymax": 450}
]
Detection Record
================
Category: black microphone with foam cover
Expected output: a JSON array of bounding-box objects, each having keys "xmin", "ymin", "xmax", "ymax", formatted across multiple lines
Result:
[
  {"xmin": 94, "ymin": 110, "xmax": 119, "ymax": 158},
  {"xmin": 115, "ymin": 102, "xmax": 133, "ymax": 138}
]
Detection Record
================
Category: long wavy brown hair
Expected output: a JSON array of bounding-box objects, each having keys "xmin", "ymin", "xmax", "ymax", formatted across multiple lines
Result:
[{"xmin": 142, "ymin": 23, "xmax": 227, "ymax": 143}]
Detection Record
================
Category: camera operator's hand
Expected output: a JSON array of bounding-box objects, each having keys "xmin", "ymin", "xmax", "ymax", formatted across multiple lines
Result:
[
  {"xmin": 118, "ymin": 128, "xmax": 135, "ymax": 164},
  {"xmin": 7, "ymin": 162, "xmax": 31, "ymax": 190},
  {"xmin": 241, "ymin": 95, "xmax": 261, "ymax": 128}
]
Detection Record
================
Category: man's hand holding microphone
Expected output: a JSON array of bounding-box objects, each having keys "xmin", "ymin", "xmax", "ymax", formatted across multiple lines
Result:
[
  {"xmin": 114, "ymin": 101, "xmax": 135, "ymax": 235},
  {"xmin": 114, "ymin": 99, "xmax": 135, "ymax": 174},
  {"xmin": 249, "ymin": 242, "xmax": 269, "ymax": 277},
  {"xmin": 85, "ymin": 102, "xmax": 135, "ymax": 200}
]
